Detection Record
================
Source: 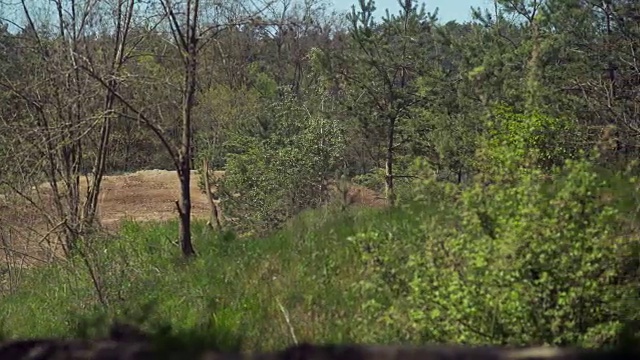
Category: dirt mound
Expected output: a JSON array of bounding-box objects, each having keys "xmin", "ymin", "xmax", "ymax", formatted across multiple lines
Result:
[
  {"xmin": 0, "ymin": 170, "xmax": 384, "ymax": 265},
  {"xmin": 0, "ymin": 170, "xmax": 223, "ymax": 264},
  {"xmin": 344, "ymin": 184, "xmax": 387, "ymax": 208},
  {"xmin": 94, "ymin": 170, "xmax": 385, "ymax": 227},
  {"xmin": 97, "ymin": 169, "xmax": 224, "ymax": 229}
]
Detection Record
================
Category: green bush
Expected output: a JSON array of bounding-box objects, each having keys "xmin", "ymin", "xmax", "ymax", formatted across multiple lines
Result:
[
  {"xmin": 218, "ymin": 92, "xmax": 346, "ymax": 235},
  {"xmin": 348, "ymin": 110, "xmax": 640, "ymax": 347}
]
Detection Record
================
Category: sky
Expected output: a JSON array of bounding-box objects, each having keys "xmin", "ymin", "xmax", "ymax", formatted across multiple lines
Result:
[
  {"xmin": 0, "ymin": 0, "xmax": 493, "ymax": 34},
  {"xmin": 331, "ymin": 0, "xmax": 494, "ymax": 23}
]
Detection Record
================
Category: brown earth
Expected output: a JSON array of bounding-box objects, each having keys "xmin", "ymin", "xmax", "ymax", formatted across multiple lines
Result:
[
  {"xmin": 0, "ymin": 170, "xmax": 223, "ymax": 264},
  {"xmin": 0, "ymin": 170, "xmax": 384, "ymax": 265},
  {"xmin": 95, "ymin": 169, "xmax": 224, "ymax": 229}
]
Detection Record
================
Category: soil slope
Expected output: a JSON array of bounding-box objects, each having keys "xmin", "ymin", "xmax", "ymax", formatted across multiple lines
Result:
[
  {"xmin": 0, "ymin": 169, "xmax": 384, "ymax": 264},
  {"xmin": 96, "ymin": 169, "xmax": 223, "ymax": 229}
]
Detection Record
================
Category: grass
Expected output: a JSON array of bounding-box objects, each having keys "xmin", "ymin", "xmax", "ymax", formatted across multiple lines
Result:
[{"xmin": 0, "ymin": 203, "xmax": 426, "ymax": 351}]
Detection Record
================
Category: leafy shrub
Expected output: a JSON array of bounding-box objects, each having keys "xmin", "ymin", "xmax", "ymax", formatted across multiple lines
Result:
[
  {"xmin": 348, "ymin": 110, "xmax": 640, "ymax": 347},
  {"xmin": 217, "ymin": 92, "xmax": 345, "ymax": 234},
  {"xmin": 476, "ymin": 107, "xmax": 583, "ymax": 180}
]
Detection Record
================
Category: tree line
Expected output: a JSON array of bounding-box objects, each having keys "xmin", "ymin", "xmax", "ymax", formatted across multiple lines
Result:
[{"xmin": 0, "ymin": 0, "xmax": 639, "ymax": 257}]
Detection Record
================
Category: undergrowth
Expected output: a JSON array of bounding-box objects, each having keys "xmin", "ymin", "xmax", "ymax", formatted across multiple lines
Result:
[
  {"xmin": 1, "ymin": 149, "xmax": 640, "ymax": 351},
  {"xmin": 0, "ymin": 205, "xmax": 406, "ymax": 350}
]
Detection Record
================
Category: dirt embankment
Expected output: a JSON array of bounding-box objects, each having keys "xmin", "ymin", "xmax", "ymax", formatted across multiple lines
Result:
[
  {"xmin": 0, "ymin": 169, "xmax": 384, "ymax": 264},
  {"xmin": 0, "ymin": 170, "xmax": 223, "ymax": 264},
  {"xmin": 95, "ymin": 170, "xmax": 224, "ymax": 229}
]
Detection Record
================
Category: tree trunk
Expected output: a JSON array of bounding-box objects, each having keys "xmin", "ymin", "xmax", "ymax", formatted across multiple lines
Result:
[
  {"xmin": 178, "ymin": 163, "xmax": 195, "ymax": 257},
  {"xmin": 178, "ymin": 14, "xmax": 199, "ymax": 257},
  {"xmin": 385, "ymin": 117, "xmax": 396, "ymax": 206},
  {"xmin": 178, "ymin": 96, "xmax": 196, "ymax": 257}
]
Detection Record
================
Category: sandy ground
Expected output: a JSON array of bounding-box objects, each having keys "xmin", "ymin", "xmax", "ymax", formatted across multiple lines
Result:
[
  {"xmin": 0, "ymin": 169, "xmax": 384, "ymax": 265},
  {"xmin": 0, "ymin": 170, "xmax": 222, "ymax": 264},
  {"xmin": 96, "ymin": 169, "xmax": 223, "ymax": 229}
]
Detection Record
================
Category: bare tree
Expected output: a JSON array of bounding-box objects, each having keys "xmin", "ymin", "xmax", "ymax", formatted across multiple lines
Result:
[
  {"xmin": 82, "ymin": 0, "xmax": 277, "ymax": 257},
  {"xmin": 0, "ymin": 0, "xmax": 138, "ymax": 255}
]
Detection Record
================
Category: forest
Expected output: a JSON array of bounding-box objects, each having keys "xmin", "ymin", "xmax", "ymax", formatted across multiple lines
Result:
[{"xmin": 0, "ymin": 0, "xmax": 639, "ymax": 352}]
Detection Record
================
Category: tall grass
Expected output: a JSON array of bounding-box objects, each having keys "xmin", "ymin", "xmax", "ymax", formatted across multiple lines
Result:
[{"xmin": 0, "ymin": 204, "xmax": 424, "ymax": 350}]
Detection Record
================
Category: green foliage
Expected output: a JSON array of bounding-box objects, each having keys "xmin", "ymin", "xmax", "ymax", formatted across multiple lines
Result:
[
  {"xmin": 313, "ymin": 0, "xmax": 439, "ymax": 183},
  {"xmin": 2, "ymin": 151, "xmax": 640, "ymax": 349},
  {"xmin": 217, "ymin": 92, "xmax": 346, "ymax": 234},
  {"xmin": 0, "ymin": 207, "xmax": 386, "ymax": 349},
  {"xmin": 194, "ymin": 82, "xmax": 267, "ymax": 193},
  {"xmin": 352, "ymin": 168, "xmax": 386, "ymax": 193},
  {"xmin": 347, "ymin": 111, "xmax": 640, "ymax": 347},
  {"xmin": 5, "ymin": 0, "xmax": 640, "ymax": 352},
  {"xmin": 477, "ymin": 107, "xmax": 583, "ymax": 178},
  {"xmin": 247, "ymin": 62, "xmax": 279, "ymax": 99}
]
